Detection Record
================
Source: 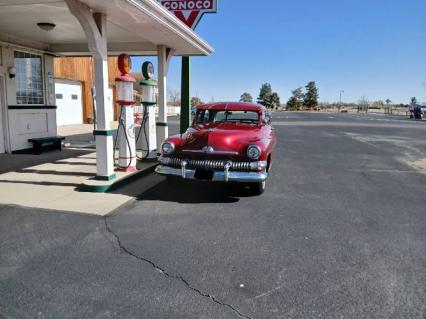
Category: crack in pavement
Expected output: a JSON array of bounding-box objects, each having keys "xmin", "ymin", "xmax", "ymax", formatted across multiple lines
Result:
[{"xmin": 103, "ymin": 217, "xmax": 253, "ymax": 319}]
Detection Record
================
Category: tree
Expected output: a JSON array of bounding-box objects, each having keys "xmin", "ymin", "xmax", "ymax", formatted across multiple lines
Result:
[
  {"xmin": 358, "ymin": 95, "xmax": 369, "ymax": 113},
  {"xmin": 191, "ymin": 96, "xmax": 202, "ymax": 106},
  {"xmin": 303, "ymin": 81, "xmax": 319, "ymax": 110},
  {"xmin": 286, "ymin": 87, "xmax": 304, "ymax": 111},
  {"xmin": 270, "ymin": 92, "xmax": 281, "ymax": 110},
  {"xmin": 385, "ymin": 99, "xmax": 392, "ymax": 105},
  {"xmin": 411, "ymin": 97, "xmax": 417, "ymax": 106},
  {"xmin": 240, "ymin": 92, "xmax": 253, "ymax": 103},
  {"xmin": 257, "ymin": 83, "xmax": 280, "ymax": 109},
  {"xmin": 168, "ymin": 89, "xmax": 180, "ymax": 106},
  {"xmin": 257, "ymin": 83, "xmax": 273, "ymax": 108},
  {"xmin": 370, "ymin": 100, "xmax": 384, "ymax": 109}
]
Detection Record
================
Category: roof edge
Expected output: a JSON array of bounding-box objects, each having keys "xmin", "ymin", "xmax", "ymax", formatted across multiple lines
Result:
[{"xmin": 126, "ymin": 0, "xmax": 214, "ymax": 56}]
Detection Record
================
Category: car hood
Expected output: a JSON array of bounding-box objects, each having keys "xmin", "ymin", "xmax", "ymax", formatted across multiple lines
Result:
[{"xmin": 181, "ymin": 123, "xmax": 262, "ymax": 155}]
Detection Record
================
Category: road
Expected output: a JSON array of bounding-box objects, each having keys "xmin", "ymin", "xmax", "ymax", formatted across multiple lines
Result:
[{"xmin": 1, "ymin": 112, "xmax": 425, "ymax": 318}]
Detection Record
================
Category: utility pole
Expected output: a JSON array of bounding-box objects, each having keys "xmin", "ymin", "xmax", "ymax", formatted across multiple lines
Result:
[{"xmin": 338, "ymin": 90, "xmax": 344, "ymax": 113}]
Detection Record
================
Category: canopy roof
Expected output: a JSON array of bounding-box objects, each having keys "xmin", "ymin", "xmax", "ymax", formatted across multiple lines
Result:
[{"xmin": 0, "ymin": 0, "xmax": 213, "ymax": 56}]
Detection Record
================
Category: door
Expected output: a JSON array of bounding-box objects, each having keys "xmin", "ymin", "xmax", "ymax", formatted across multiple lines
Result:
[
  {"xmin": 55, "ymin": 80, "xmax": 83, "ymax": 126},
  {"xmin": 0, "ymin": 75, "xmax": 6, "ymax": 153}
]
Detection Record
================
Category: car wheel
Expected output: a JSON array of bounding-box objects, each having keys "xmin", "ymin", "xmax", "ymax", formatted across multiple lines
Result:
[{"xmin": 251, "ymin": 180, "xmax": 266, "ymax": 195}]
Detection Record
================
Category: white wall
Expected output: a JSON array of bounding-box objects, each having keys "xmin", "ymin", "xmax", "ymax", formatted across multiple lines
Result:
[
  {"xmin": 8, "ymin": 109, "xmax": 57, "ymax": 150},
  {"xmin": 0, "ymin": 45, "xmax": 57, "ymax": 152}
]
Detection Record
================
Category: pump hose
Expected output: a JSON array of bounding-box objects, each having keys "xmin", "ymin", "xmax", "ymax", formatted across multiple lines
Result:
[
  {"xmin": 113, "ymin": 107, "xmax": 133, "ymax": 170},
  {"xmin": 135, "ymin": 105, "xmax": 151, "ymax": 160}
]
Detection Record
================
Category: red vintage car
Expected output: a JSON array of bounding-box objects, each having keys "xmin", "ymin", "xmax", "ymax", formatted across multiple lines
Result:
[{"xmin": 155, "ymin": 102, "xmax": 276, "ymax": 194}]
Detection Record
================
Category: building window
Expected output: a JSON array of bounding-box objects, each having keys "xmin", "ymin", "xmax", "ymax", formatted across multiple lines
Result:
[
  {"xmin": 14, "ymin": 51, "xmax": 44, "ymax": 105},
  {"xmin": 71, "ymin": 94, "xmax": 78, "ymax": 100},
  {"xmin": 55, "ymin": 94, "xmax": 63, "ymax": 99}
]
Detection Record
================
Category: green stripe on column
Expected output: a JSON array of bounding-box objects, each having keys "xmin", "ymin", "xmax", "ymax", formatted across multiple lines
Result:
[
  {"xmin": 156, "ymin": 122, "xmax": 168, "ymax": 127},
  {"xmin": 95, "ymin": 174, "xmax": 117, "ymax": 181},
  {"xmin": 93, "ymin": 130, "xmax": 115, "ymax": 136}
]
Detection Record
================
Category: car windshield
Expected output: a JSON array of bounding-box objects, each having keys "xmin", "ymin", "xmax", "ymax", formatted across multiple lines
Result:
[{"xmin": 195, "ymin": 110, "xmax": 259, "ymax": 125}]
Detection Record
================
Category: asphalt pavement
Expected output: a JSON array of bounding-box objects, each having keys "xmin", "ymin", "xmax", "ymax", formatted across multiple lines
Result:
[{"xmin": 1, "ymin": 112, "xmax": 425, "ymax": 318}]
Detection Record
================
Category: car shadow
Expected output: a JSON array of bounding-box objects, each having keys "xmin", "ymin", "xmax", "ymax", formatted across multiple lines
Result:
[{"xmin": 134, "ymin": 179, "xmax": 256, "ymax": 204}]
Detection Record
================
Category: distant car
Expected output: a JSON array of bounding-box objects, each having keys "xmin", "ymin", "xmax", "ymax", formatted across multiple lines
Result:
[
  {"xmin": 410, "ymin": 105, "xmax": 423, "ymax": 119},
  {"xmin": 156, "ymin": 102, "xmax": 277, "ymax": 195},
  {"xmin": 420, "ymin": 106, "xmax": 426, "ymax": 117}
]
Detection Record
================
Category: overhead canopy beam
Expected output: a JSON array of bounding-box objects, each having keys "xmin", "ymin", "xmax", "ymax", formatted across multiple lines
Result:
[
  {"xmin": 50, "ymin": 42, "xmax": 157, "ymax": 56},
  {"xmin": 65, "ymin": 0, "xmax": 107, "ymax": 59}
]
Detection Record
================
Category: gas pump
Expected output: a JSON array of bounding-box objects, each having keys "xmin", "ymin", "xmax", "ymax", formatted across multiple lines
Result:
[
  {"xmin": 114, "ymin": 54, "xmax": 137, "ymax": 172},
  {"xmin": 136, "ymin": 61, "xmax": 157, "ymax": 160}
]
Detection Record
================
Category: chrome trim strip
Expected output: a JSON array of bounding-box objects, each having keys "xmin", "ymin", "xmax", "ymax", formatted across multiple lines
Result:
[
  {"xmin": 182, "ymin": 149, "xmax": 239, "ymax": 155},
  {"xmin": 155, "ymin": 165, "xmax": 268, "ymax": 183},
  {"xmin": 158, "ymin": 156, "xmax": 267, "ymax": 172}
]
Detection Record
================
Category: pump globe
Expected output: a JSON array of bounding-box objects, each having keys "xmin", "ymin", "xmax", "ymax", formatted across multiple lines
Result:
[
  {"xmin": 116, "ymin": 80, "xmax": 135, "ymax": 105},
  {"xmin": 140, "ymin": 79, "xmax": 158, "ymax": 105}
]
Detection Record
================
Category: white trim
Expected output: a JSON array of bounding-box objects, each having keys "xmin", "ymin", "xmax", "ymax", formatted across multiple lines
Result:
[
  {"xmin": 12, "ymin": 49, "xmax": 46, "ymax": 106},
  {"xmin": 0, "ymin": 38, "xmax": 51, "ymax": 55},
  {"xmin": 0, "ymin": 75, "xmax": 11, "ymax": 153}
]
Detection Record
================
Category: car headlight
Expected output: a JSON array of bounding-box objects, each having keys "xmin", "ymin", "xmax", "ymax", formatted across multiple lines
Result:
[
  {"xmin": 161, "ymin": 142, "xmax": 175, "ymax": 155},
  {"xmin": 247, "ymin": 145, "xmax": 261, "ymax": 160}
]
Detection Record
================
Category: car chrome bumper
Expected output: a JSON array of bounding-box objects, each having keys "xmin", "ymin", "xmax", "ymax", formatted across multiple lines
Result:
[{"xmin": 155, "ymin": 165, "xmax": 268, "ymax": 183}]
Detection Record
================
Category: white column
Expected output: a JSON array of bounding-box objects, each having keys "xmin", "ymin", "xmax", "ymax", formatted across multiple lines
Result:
[
  {"xmin": 65, "ymin": 0, "xmax": 115, "ymax": 180},
  {"xmin": 157, "ymin": 45, "xmax": 168, "ymax": 147},
  {"xmin": 93, "ymin": 57, "xmax": 115, "ymax": 178}
]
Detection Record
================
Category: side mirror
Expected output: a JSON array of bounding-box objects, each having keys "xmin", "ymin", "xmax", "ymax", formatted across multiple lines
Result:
[{"xmin": 262, "ymin": 113, "xmax": 272, "ymax": 125}]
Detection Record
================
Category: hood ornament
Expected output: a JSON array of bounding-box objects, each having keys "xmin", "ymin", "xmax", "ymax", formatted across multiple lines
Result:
[{"xmin": 202, "ymin": 146, "xmax": 215, "ymax": 153}]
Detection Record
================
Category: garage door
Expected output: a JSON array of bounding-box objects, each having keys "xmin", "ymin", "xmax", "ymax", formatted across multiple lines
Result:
[{"xmin": 55, "ymin": 80, "xmax": 83, "ymax": 126}]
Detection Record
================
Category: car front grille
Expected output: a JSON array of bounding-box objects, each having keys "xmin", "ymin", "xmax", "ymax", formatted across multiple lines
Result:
[{"xmin": 164, "ymin": 157, "xmax": 253, "ymax": 171}]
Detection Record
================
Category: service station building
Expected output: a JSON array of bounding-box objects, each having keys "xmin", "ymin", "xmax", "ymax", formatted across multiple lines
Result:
[{"xmin": 0, "ymin": 0, "xmax": 213, "ymax": 181}]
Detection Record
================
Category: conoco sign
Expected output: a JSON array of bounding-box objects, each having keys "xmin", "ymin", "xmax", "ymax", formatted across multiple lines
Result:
[{"xmin": 158, "ymin": 0, "xmax": 217, "ymax": 29}]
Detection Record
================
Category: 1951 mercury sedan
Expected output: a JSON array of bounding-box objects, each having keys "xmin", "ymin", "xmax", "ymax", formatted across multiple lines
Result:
[{"xmin": 155, "ymin": 102, "xmax": 276, "ymax": 195}]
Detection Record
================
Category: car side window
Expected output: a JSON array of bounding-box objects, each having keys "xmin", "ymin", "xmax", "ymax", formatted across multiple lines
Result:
[{"xmin": 196, "ymin": 110, "xmax": 211, "ymax": 124}]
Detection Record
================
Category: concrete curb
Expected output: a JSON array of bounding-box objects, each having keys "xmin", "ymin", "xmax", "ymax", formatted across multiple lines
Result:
[{"xmin": 79, "ymin": 164, "xmax": 157, "ymax": 193}]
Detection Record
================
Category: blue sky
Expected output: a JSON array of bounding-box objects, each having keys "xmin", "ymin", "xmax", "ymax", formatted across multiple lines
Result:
[{"xmin": 133, "ymin": 0, "xmax": 426, "ymax": 104}]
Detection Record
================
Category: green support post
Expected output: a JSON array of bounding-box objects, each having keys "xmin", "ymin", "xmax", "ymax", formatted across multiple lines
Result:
[{"xmin": 180, "ymin": 56, "xmax": 191, "ymax": 134}]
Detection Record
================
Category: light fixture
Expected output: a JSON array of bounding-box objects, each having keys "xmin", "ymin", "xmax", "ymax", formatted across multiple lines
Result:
[
  {"xmin": 37, "ymin": 22, "xmax": 56, "ymax": 32},
  {"xmin": 8, "ymin": 66, "xmax": 16, "ymax": 79}
]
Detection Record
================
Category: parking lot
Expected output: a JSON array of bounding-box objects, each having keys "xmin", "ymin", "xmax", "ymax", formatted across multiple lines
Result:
[{"xmin": 1, "ymin": 112, "xmax": 425, "ymax": 318}]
